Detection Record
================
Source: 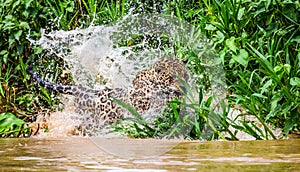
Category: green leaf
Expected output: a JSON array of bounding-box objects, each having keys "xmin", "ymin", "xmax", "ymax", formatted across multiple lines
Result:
[
  {"xmin": 290, "ymin": 77, "xmax": 300, "ymax": 86},
  {"xmin": 274, "ymin": 65, "xmax": 284, "ymax": 80},
  {"xmin": 260, "ymin": 79, "xmax": 272, "ymax": 94},
  {"xmin": 281, "ymin": 103, "xmax": 293, "ymax": 116},
  {"xmin": 66, "ymin": 6, "xmax": 74, "ymax": 12},
  {"xmin": 0, "ymin": 50, "xmax": 7, "ymax": 55},
  {"xmin": 282, "ymin": 6, "xmax": 298, "ymax": 23},
  {"xmin": 22, "ymin": 11, "xmax": 29, "ymax": 18},
  {"xmin": 266, "ymin": 92, "xmax": 283, "ymax": 120},
  {"xmin": 12, "ymin": 0, "xmax": 21, "ymax": 10},
  {"xmin": 225, "ymin": 37, "xmax": 237, "ymax": 53},
  {"xmin": 14, "ymin": 30, "xmax": 23, "ymax": 41},
  {"xmin": 16, "ymin": 45, "xmax": 24, "ymax": 55},
  {"xmin": 19, "ymin": 22, "xmax": 30, "ymax": 29},
  {"xmin": 5, "ymin": 15, "xmax": 13, "ymax": 21},
  {"xmin": 0, "ymin": 50, "xmax": 8, "ymax": 64},
  {"xmin": 291, "ymin": 36, "xmax": 300, "ymax": 43},
  {"xmin": 232, "ymin": 49, "xmax": 249, "ymax": 67},
  {"xmin": 9, "ymin": 35, "xmax": 15, "ymax": 45},
  {"xmin": 237, "ymin": 7, "xmax": 245, "ymax": 20},
  {"xmin": 3, "ymin": 54, "xmax": 8, "ymax": 64},
  {"xmin": 283, "ymin": 64, "xmax": 291, "ymax": 75},
  {"xmin": 252, "ymin": 93, "xmax": 267, "ymax": 99},
  {"xmin": 32, "ymin": 46, "xmax": 43, "ymax": 54},
  {"xmin": 25, "ymin": 0, "xmax": 32, "ymax": 8},
  {"xmin": 0, "ymin": 112, "xmax": 28, "ymax": 137},
  {"xmin": 283, "ymin": 117, "xmax": 297, "ymax": 135},
  {"xmin": 205, "ymin": 24, "xmax": 216, "ymax": 31}
]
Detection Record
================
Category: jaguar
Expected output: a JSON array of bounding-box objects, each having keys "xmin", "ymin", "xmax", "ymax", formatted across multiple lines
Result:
[{"xmin": 27, "ymin": 58, "xmax": 188, "ymax": 136}]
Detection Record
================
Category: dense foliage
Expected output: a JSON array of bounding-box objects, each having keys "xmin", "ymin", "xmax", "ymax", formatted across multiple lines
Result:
[{"xmin": 0, "ymin": 0, "xmax": 299, "ymax": 139}]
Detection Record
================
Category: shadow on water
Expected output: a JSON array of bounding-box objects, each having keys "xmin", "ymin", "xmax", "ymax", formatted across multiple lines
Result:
[{"xmin": 0, "ymin": 138, "xmax": 299, "ymax": 171}]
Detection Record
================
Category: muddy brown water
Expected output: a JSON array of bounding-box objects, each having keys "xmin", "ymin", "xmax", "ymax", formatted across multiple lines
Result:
[{"xmin": 0, "ymin": 137, "xmax": 299, "ymax": 171}]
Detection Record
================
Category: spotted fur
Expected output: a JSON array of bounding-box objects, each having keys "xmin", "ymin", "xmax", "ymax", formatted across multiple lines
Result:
[{"xmin": 27, "ymin": 58, "xmax": 188, "ymax": 136}]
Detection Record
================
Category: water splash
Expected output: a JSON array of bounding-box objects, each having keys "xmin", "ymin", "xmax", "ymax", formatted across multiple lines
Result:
[{"xmin": 30, "ymin": 13, "xmax": 226, "ymax": 140}]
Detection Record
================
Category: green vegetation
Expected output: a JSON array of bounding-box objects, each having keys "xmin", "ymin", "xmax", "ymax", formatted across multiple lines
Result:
[
  {"xmin": 0, "ymin": 0, "xmax": 127, "ymax": 137},
  {"xmin": 0, "ymin": 0, "xmax": 299, "ymax": 139}
]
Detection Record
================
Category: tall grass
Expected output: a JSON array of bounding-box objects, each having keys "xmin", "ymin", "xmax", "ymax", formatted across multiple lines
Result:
[{"xmin": 113, "ymin": 0, "xmax": 299, "ymax": 139}]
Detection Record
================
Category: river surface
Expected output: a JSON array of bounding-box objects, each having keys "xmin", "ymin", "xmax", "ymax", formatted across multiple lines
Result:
[{"xmin": 0, "ymin": 137, "xmax": 299, "ymax": 171}]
